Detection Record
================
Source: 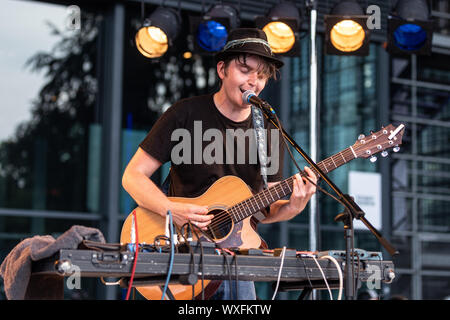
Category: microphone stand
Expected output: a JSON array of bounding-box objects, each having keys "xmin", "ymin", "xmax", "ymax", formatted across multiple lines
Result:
[{"xmin": 255, "ymin": 101, "xmax": 399, "ymax": 300}]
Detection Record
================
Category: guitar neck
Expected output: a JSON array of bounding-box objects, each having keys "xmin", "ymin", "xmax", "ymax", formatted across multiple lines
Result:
[{"xmin": 229, "ymin": 146, "xmax": 356, "ymax": 222}]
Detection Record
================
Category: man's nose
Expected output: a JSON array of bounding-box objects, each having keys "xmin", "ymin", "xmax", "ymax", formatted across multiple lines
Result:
[{"xmin": 247, "ymin": 72, "xmax": 257, "ymax": 86}]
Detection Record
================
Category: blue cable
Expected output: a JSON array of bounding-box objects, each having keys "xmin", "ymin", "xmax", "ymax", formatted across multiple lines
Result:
[{"xmin": 161, "ymin": 210, "xmax": 175, "ymax": 300}]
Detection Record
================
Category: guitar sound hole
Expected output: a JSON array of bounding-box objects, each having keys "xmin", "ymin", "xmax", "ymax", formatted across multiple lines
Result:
[{"xmin": 204, "ymin": 209, "xmax": 233, "ymax": 241}]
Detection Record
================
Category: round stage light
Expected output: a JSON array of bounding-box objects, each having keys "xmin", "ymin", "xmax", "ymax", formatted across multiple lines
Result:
[
  {"xmin": 183, "ymin": 51, "xmax": 193, "ymax": 59},
  {"xmin": 191, "ymin": 4, "xmax": 239, "ymax": 53},
  {"xmin": 196, "ymin": 20, "xmax": 228, "ymax": 52},
  {"xmin": 393, "ymin": 23, "xmax": 427, "ymax": 51},
  {"xmin": 387, "ymin": 0, "xmax": 433, "ymax": 55},
  {"xmin": 136, "ymin": 26, "xmax": 169, "ymax": 58},
  {"xmin": 330, "ymin": 19, "xmax": 365, "ymax": 53},
  {"xmin": 135, "ymin": 7, "xmax": 180, "ymax": 58},
  {"xmin": 256, "ymin": 2, "xmax": 301, "ymax": 56},
  {"xmin": 262, "ymin": 21, "xmax": 296, "ymax": 54}
]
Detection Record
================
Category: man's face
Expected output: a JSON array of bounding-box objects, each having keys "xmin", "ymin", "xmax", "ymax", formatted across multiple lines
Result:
[{"xmin": 217, "ymin": 55, "xmax": 270, "ymax": 109}]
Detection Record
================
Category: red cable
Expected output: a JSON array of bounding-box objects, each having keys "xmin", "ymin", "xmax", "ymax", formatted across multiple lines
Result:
[{"xmin": 125, "ymin": 210, "xmax": 139, "ymax": 300}]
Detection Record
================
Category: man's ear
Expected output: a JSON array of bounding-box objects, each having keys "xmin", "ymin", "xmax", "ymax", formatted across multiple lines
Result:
[{"xmin": 217, "ymin": 61, "xmax": 225, "ymax": 80}]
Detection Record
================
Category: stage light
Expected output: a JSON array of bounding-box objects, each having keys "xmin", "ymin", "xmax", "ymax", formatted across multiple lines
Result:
[
  {"xmin": 324, "ymin": 0, "xmax": 370, "ymax": 56},
  {"xmin": 190, "ymin": 4, "xmax": 240, "ymax": 54},
  {"xmin": 386, "ymin": 0, "xmax": 433, "ymax": 55},
  {"xmin": 135, "ymin": 7, "xmax": 181, "ymax": 58},
  {"xmin": 183, "ymin": 51, "xmax": 193, "ymax": 59},
  {"xmin": 255, "ymin": 2, "xmax": 301, "ymax": 56}
]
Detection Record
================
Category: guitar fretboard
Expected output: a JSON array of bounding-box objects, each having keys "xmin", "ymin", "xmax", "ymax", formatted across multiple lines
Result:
[{"xmin": 228, "ymin": 146, "xmax": 356, "ymax": 222}]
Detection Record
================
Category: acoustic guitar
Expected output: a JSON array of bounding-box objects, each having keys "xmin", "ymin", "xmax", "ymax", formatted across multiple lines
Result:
[{"xmin": 120, "ymin": 123, "xmax": 405, "ymax": 300}]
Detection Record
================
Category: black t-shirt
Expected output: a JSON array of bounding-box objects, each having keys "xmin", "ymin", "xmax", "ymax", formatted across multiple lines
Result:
[{"xmin": 139, "ymin": 93, "xmax": 285, "ymax": 198}]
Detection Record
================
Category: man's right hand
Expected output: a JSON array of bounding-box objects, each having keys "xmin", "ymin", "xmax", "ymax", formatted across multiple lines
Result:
[{"xmin": 168, "ymin": 202, "xmax": 213, "ymax": 230}]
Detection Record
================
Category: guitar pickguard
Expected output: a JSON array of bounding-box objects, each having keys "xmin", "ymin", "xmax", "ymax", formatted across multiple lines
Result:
[{"xmin": 200, "ymin": 220, "xmax": 245, "ymax": 248}]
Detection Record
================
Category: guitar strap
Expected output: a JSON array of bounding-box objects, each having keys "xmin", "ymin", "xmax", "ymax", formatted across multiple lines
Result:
[
  {"xmin": 251, "ymin": 105, "xmax": 268, "ymax": 190},
  {"xmin": 251, "ymin": 105, "xmax": 269, "ymax": 222}
]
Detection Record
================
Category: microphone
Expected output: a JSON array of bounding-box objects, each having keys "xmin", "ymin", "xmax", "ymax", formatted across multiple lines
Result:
[{"xmin": 242, "ymin": 90, "xmax": 276, "ymax": 116}]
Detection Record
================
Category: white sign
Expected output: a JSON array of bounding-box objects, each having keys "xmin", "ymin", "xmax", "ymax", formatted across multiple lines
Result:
[{"xmin": 348, "ymin": 171, "xmax": 382, "ymax": 230}]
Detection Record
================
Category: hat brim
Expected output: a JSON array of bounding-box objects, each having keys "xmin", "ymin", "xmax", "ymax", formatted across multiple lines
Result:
[{"xmin": 215, "ymin": 48, "xmax": 284, "ymax": 69}]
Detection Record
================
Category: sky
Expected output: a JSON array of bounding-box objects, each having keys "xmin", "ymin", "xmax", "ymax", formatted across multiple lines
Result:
[{"xmin": 0, "ymin": 0, "xmax": 69, "ymax": 141}]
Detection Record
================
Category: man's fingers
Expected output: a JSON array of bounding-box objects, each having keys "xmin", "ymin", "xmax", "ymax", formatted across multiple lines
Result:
[
  {"xmin": 195, "ymin": 220, "xmax": 211, "ymax": 230},
  {"xmin": 303, "ymin": 168, "xmax": 317, "ymax": 194},
  {"xmin": 187, "ymin": 204, "xmax": 208, "ymax": 214},
  {"xmin": 183, "ymin": 204, "xmax": 209, "ymax": 217},
  {"xmin": 293, "ymin": 174, "xmax": 306, "ymax": 197},
  {"xmin": 304, "ymin": 167, "xmax": 317, "ymax": 183},
  {"xmin": 189, "ymin": 213, "xmax": 213, "ymax": 221}
]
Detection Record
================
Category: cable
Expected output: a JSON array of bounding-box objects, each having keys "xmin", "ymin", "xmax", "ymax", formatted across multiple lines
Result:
[
  {"xmin": 220, "ymin": 247, "xmax": 234, "ymax": 299},
  {"xmin": 349, "ymin": 216, "xmax": 356, "ymax": 299},
  {"xmin": 271, "ymin": 246, "xmax": 286, "ymax": 300},
  {"xmin": 198, "ymin": 236, "xmax": 205, "ymax": 300},
  {"xmin": 161, "ymin": 210, "xmax": 175, "ymax": 300},
  {"xmin": 233, "ymin": 251, "xmax": 239, "ymax": 300},
  {"xmin": 355, "ymin": 253, "xmax": 361, "ymax": 298},
  {"xmin": 177, "ymin": 223, "xmax": 197, "ymax": 300},
  {"xmin": 191, "ymin": 223, "xmax": 206, "ymax": 300},
  {"xmin": 311, "ymin": 255, "xmax": 333, "ymax": 300},
  {"xmin": 297, "ymin": 254, "xmax": 314, "ymax": 291},
  {"xmin": 125, "ymin": 209, "xmax": 139, "ymax": 300},
  {"xmin": 189, "ymin": 223, "xmax": 209, "ymax": 300},
  {"xmin": 319, "ymin": 255, "xmax": 343, "ymax": 300}
]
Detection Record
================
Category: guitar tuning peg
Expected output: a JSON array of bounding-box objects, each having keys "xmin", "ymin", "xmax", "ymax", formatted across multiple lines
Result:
[
  {"xmin": 381, "ymin": 151, "xmax": 388, "ymax": 157},
  {"xmin": 370, "ymin": 155, "xmax": 377, "ymax": 163},
  {"xmin": 358, "ymin": 134, "xmax": 365, "ymax": 140},
  {"xmin": 393, "ymin": 146, "xmax": 400, "ymax": 152}
]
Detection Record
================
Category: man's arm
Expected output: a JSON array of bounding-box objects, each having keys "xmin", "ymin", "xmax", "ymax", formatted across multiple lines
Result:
[
  {"xmin": 260, "ymin": 167, "xmax": 317, "ymax": 224},
  {"xmin": 122, "ymin": 147, "xmax": 212, "ymax": 228}
]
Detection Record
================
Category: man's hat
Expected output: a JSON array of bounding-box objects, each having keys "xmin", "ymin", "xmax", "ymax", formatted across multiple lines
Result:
[{"xmin": 215, "ymin": 28, "xmax": 284, "ymax": 68}]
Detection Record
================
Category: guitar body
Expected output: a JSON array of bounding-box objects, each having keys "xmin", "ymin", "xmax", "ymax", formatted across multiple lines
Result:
[{"xmin": 120, "ymin": 175, "xmax": 263, "ymax": 300}]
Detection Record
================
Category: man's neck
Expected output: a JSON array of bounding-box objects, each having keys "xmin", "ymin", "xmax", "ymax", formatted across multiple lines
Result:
[{"xmin": 213, "ymin": 90, "xmax": 251, "ymax": 122}]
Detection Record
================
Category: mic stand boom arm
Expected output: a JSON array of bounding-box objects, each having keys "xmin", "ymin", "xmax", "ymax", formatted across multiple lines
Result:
[
  {"xmin": 258, "ymin": 103, "xmax": 398, "ymax": 256},
  {"xmin": 258, "ymin": 103, "xmax": 398, "ymax": 299}
]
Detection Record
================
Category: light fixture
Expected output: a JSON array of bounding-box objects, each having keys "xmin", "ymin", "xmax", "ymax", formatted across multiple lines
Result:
[
  {"xmin": 189, "ymin": 4, "xmax": 240, "ymax": 54},
  {"xmin": 135, "ymin": 6, "xmax": 181, "ymax": 58},
  {"xmin": 324, "ymin": 0, "xmax": 370, "ymax": 56},
  {"xmin": 386, "ymin": 0, "xmax": 433, "ymax": 55},
  {"xmin": 255, "ymin": 1, "xmax": 301, "ymax": 56}
]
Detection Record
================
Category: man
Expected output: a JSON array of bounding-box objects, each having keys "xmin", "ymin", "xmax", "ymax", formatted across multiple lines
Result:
[{"xmin": 122, "ymin": 28, "xmax": 317, "ymax": 300}]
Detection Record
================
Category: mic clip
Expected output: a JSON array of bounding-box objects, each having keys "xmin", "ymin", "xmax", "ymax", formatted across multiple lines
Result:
[{"xmin": 258, "ymin": 100, "xmax": 276, "ymax": 120}]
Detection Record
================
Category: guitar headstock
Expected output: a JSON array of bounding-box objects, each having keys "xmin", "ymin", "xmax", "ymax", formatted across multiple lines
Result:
[{"xmin": 352, "ymin": 124, "xmax": 405, "ymax": 161}]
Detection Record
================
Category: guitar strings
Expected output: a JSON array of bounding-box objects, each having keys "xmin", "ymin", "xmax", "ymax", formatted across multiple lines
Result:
[
  {"xmin": 206, "ymin": 146, "xmax": 356, "ymax": 231},
  {"xmin": 205, "ymin": 182, "xmax": 288, "ymax": 233},
  {"xmin": 207, "ymin": 147, "xmax": 361, "ymax": 232},
  {"xmin": 207, "ymin": 179, "xmax": 293, "ymax": 232},
  {"xmin": 206, "ymin": 147, "xmax": 355, "ymax": 232},
  {"xmin": 204, "ymin": 138, "xmax": 388, "ymax": 234}
]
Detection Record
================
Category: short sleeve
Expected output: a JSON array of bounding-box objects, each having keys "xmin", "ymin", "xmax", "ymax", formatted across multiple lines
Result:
[{"xmin": 139, "ymin": 103, "xmax": 184, "ymax": 164}]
